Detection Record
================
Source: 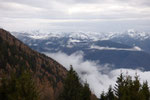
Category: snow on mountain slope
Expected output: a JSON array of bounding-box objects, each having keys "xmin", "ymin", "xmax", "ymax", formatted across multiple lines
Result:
[{"xmin": 11, "ymin": 29, "xmax": 150, "ymax": 54}]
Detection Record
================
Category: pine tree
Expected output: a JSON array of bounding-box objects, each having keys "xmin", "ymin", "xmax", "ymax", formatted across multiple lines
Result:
[
  {"xmin": 60, "ymin": 66, "xmax": 83, "ymax": 100},
  {"xmin": 99, "ymin": 91, "xmax": 106, "ymax": 100},
  {"xmin": 0, "ymin": 76, "xmax": 8, "ymax": 100},
  {"xmin": 114, "ymin": 73, "xmax": 125, "ymax": 100},
  {"xmin": 81, "ymin": 82, "xmax": 91, "ymax": 100},
  {"xmin": 140, "ymin": 81, "xmax": 150, "ymax": 100},
  {"xmin": 123, "ymin": 75, "xmax": 132, "ymax": 100},
  {"xmin": 60, "ymin": 66, "xmax": 93, "ymax": 100},
  {"xmin": 16, "ymin": 69, "xmax": 39, "ymax": 100},
  {"xmin": 0, "ymin": 69, "xmax": 39, "ymax": 100},
  {"xmin": 106, "ymin": 86, "xmax": 115, "ymax": 100},
  {"xmin": 130, "ymin": 75, "xmax": 141, "ymax": 100}
]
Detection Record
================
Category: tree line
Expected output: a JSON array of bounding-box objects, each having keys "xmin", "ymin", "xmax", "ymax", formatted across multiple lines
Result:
[
  {"xmin": 0, "ymin": 66, "xmax": 150, "ymax": 100},
  {"xmin": 0, "ymin": 69, "xmax": 39, "ymax": 100},
  {"xmin": 100, "ymin": 73, "xmax": 150, "ymax": 100},
  {"xmin": 60, "ymin": 67, "xmax": 150, "ymax": 100}
]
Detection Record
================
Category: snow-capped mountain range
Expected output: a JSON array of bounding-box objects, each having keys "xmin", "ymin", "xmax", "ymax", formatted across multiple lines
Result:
[
  {"xmin": 12, "ymin": 29, "xmax": 150, "ymax": 70},
  {"xmin": 12, "ymin": 29, "xmax": 150, "ymax": 41}
]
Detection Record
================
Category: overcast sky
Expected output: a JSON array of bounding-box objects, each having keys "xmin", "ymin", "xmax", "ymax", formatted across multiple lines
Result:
[{"xmin": 0, "ymin": 0, "xmax": 150, "ymax": 32}]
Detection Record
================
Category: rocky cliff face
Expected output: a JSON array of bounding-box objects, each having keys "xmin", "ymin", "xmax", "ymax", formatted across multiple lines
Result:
[{"xmin": 0, "ymin": 29, "xmax": 67, "ymax": 100}]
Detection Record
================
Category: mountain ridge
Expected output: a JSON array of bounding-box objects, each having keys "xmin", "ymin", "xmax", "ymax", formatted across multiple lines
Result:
[
  {"xmin": 12, "ymin": 29, "xmax": 150, "ymax": 41},
  {"xmin": 11, "ymin": 30, "xmax": 150, "ymax": 70},
  {"xmin": 0, "ymin": 28, "xmax": 67, "ymax": 100}
]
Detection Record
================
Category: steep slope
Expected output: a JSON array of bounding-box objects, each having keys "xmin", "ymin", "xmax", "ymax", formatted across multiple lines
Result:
[{"xmin": 0, "ymin": 29, "xmax": 67, "ymax": 100}]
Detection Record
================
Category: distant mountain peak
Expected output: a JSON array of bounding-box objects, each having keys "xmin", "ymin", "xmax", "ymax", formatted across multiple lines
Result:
[{"xmin": 127, "ymin": 29, "xmax": 136, "ymax": 33}]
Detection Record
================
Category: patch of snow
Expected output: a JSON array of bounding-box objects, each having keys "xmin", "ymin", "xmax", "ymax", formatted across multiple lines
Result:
[
  {"xmin": 45, "ymin": 42, "xmax": 52, "ymax": 45},
  {"xmin": 33, "ymin": 44, "xmax": 38, "ymax": 46},
  {"xmin": 66, "ymin": 44, "xmax": 74, "ymax": 48},
  {"xmin": 68, "ymin": 38, "xmax": 81, "ymax": 43}
]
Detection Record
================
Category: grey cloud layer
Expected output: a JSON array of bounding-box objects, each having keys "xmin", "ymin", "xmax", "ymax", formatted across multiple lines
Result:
[
  {"xmin": 1, "ymin": 0, "xmax": 150, "ymax": 18},
  {"xmin": 0, "ymin": 0, "xmax": 150, "ymax": 32}
]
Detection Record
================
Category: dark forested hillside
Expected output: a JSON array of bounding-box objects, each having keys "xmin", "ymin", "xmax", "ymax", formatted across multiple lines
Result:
[{"xmin": 0, "ymin": 29, "xmax": 67, "ymax": 100}]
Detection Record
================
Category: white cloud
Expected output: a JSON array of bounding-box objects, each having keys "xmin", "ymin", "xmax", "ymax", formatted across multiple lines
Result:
[
  {"xmin": 90, "ymin": 45, "xmax": 142, "ymax": 51},
  {"xmin": 44, "ymin": 51, "xmax": 150, "ymax": 97}
]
